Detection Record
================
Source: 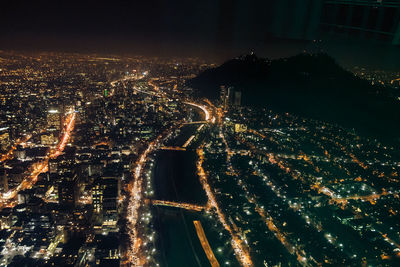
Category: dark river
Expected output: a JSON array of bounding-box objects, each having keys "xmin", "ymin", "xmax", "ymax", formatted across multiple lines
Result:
[{"xmin": 153, "ymin": 124, "xmax": 209, "ymax": 267}]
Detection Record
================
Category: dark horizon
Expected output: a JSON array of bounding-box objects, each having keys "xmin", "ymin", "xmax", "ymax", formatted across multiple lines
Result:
[
  {"xmin": 2, "ymin": 33, "xmax": 400, "ymax": 69},
  {"xmin": 1, "ymin": 0, "xmax": 400, "ymax": 68}
]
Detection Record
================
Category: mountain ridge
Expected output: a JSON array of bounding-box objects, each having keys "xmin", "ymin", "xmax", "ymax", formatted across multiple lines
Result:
[{"xmin": 189, "ymin": 53, "xmax": 400, "ymax": 145}]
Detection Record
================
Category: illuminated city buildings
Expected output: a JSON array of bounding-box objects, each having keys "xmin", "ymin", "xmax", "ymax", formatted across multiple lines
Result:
[
  {"xmin": 92, "ymin": 175, "xmax": 120, "ymax": 230},
  {"xmin": 0, "ymin": 49, "xmax": 398, "ymax": 266}
]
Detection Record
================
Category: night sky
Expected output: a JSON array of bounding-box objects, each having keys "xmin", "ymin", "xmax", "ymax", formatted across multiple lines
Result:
[
  {"xmin": 1, "ymin": 0, "xmax": 399, "ymax": 66},
  {"xmin": 1, "ymin": 0, "xmax": 242, "ymax": 57}
]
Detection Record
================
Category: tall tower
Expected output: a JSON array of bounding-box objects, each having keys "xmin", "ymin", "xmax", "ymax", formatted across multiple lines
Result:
[
  {"xmin": 220, "ymin": 85, "xmax": 227, "ymax": 107},
  {"xmin": 234, "ymin": 91, "xmax": 242, "ymax": 106},
  {"xmin": 1, "ymin": 169, "xmax": 8, "ymax": 193}
]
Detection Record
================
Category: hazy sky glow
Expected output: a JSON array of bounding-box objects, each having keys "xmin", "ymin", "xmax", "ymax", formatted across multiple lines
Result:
[{"xmin": 1, "ymin": 0, "xmax": 399, "ymax": 67}]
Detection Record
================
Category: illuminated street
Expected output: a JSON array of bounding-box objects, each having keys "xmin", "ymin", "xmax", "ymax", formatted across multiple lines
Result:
[{"xmin": 0, "ymin": 112, "xmax": 76, "ymax": 208}]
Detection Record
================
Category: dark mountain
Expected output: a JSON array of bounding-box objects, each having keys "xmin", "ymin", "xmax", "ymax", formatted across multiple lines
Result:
[{"xmin": 189, "ymin": 53, "xmax": 400, "ymax": 145}]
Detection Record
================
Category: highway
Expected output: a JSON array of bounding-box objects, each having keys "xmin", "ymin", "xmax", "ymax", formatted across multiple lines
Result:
[
  {"xmin": 126, "ymin": 135, "xmax": 161, "ymax": 266},
  {"xmin": 184, "ymin": 102, "xmax": 212, "ymax": 122}
]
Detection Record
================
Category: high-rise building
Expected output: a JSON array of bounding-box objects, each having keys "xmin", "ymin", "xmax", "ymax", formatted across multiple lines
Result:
[
  {"xmin": 220, "ymin": 86, "xmax": 235, "ymax": 110},
  {"xmin": 234, "ymin": 91, "xmax": 242, "ymax": 106},
  {"xmin": 0, "ymin": 209, "xmax": 12, "ymax": 230},
  {"xmin": 0, "ymin": 169, "xmax": 8, "ymax": 193},
  {"xmin": 220, "ymin": 85, "xmax": 227, "ymax": 107},
  {"xmin": 14, "ymin": 146, "xmax": 26, "ymax": 160},
  {"xmin": 0, "ymin": 128, "xmax": 10, "ymax": 151},
  {"xmin": 48, "ymin": 158, "xmax": 59, "ymax": 174},
  {"xmin": 47, "ymin": 109, "xmax": 62, "ymax": 131},
  {"xmin": 92, "ymin": 182, "xmax": 103, "ymax": 215},
  {"xmin": 41, "ymin": 132, "xmax": 58, "ymax": 145},
  {"xmin": 94, "ymin": 234, "xmax": 120, "ymax": 265},
  {"xmin": 17, "ymin": 189, "xmax": 33, "ymax": 204},
  {"xmin": 92, "ymin": 176, "xmax": 120, "ymax": 228},
  {"xmin": 58, "ymin": 180, "xmax": 77, "ymax": 208}
]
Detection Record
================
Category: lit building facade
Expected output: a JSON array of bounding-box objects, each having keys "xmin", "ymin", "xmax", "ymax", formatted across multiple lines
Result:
[
  {"xmin": 47, "ymin": 109, "xmax": 62, "ymax": 131},
  {"xmin": 92, "ymin": 176, "xmax": 120, "ymax": 228},
  {"xmin": 0, "ymin": 128, "xmax": 10, "ymax": 151}
]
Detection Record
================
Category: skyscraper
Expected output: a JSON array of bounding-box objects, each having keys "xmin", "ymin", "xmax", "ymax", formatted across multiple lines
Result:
[
  {"xmin": 0, "ymin": 128, "xmax": 10, "ymax": 151},
  {"xmin": 92, "ymin": 176, "xmax": 120, "ymax": 228},
  {"xmin": 47, "ymin": 109, "xmax": 62, "ymax": 131},
  {"xmin": 234, "ymin": 91, "xmax": 242, "ymax": 106},
  {"xmin": 58, "ymin": 180, "xmax": 77, "ymax": 208}
]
